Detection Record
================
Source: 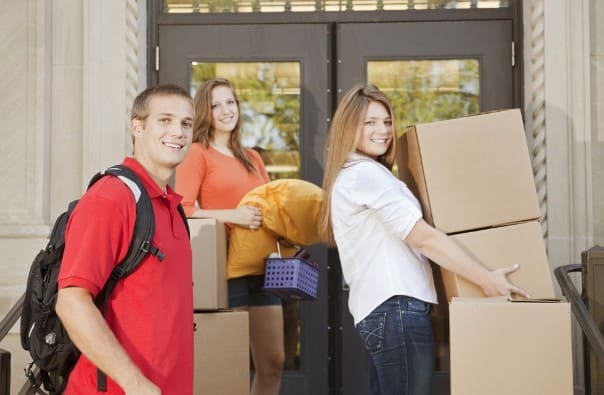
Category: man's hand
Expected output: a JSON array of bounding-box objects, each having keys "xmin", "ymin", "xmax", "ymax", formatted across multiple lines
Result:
[{"xmin": 123, "ymin": 374, "xmax": 162, "ymax": 395}]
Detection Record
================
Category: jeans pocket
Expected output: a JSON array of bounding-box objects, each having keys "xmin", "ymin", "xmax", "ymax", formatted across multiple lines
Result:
[
  {"xmin": 357, "ymin": 312, "xmax": 386, "ymax": 354},
  {"xmin": 406, "ymin": 299, "xmax": 430, "ymax": 315}
]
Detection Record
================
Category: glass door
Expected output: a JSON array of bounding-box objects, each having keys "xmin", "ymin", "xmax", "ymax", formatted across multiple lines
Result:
[
  {"xmin": 158, "ymin": 23, "xmax": 331, "ymax": 395},
  {"xmin": 337, "ymin": 21, "xmax": 513, "ymax": 116},
  {"xmin": 336, "ymin": 20, "xmax": 514, "ymax": 395}
]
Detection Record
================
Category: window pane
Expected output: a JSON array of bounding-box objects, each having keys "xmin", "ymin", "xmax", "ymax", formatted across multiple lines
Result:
[
  {"xmin": 165, "ymin": 0, "xmax": 508, "ymax": 13},
  {"xmin": 191, "ymin": 62, "xmax": 301, "ymax": 180},
  {"xmin": 369, "ymin": 60, "xmax": 480, "ymax": 371},
  {"xmin": 190, "ymin": 61, "xmax": 303, "ymax": 371},
  {"xmin": 367, "ymin": 59, "xmax": 480, "ymax": 135}
]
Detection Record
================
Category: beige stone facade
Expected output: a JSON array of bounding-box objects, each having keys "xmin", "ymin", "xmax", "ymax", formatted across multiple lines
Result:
[
  {"xmin": 1, "ymin": 0, "xmax": 602, "ymax": 393},
  {"xmin": 0, "ymin": 1, "xmax": 144, "ymax": 393}
]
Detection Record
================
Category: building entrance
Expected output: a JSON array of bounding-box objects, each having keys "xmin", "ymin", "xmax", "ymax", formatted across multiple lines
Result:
[{"xmin": 153, "ymin": 2, "xmax": 520, "ymax": 393}]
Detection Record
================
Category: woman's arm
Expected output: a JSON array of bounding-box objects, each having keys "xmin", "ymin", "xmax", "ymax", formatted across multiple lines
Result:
[
  {"xmin": 187, "ymin": 149, "xmax": 266, "ymax": 228},
  {"xmin": 405, "ymin": 219, "xmax": 529, "ymax": 298},
  {"xmin": 188, "ymin": 206, "xmax": 262, "ymax": 229}
]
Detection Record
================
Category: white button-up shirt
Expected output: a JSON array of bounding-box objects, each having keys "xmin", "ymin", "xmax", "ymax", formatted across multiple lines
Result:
[{"xmin": 331, "ymin": 153, "xmax": 437, "ymax": 325}]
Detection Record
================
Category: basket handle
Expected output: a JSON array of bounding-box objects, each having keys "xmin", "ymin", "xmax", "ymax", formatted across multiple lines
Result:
[{"xmin": 294, "ymin": 248, "xmax": 310, "ymax": 260}]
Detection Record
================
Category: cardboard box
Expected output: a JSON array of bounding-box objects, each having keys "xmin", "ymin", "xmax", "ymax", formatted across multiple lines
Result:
[
  {"xmin": 442, "ymin": 220, "xmax": 555, "ymax": 301},
  {"xmin": 397, "ymin": 109, "xmax": 540, "ymax": 234},
  {"xmin": 449, "ymin": 297, "xmax": 573, "ymax": 395},
  {"xmin": 194, "ymin": 311, "xmax": 250, "ymax": 395},
  {"xmin": 189, "ymin": 218, "xmax": 228, "ymax": 310}
]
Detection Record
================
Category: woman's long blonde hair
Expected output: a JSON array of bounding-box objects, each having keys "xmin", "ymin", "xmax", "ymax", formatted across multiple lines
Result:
[
  {"xmin": 320, "ymin": 84, "xmax": 397, "ymax": 246},
  {"xmin": 192, "ymin": 78, "xmax": 256, "ymax": 173}
]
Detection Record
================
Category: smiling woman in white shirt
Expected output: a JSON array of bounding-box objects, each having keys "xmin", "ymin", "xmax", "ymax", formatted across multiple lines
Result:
[{"xmin": 320, "ymin": 84, "xmax": 529, "ymax": 395}]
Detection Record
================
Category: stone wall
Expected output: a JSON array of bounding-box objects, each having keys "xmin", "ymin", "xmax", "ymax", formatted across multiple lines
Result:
[
  {"xmin": 0, "ymin": 1, "xmax": 140, "ymax": 392},
  {"xmin": 592, "ymin": 0, "xmax": 604, "ymax": 248}
]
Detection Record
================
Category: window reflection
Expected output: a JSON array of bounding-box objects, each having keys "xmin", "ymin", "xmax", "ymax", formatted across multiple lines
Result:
[
  {"xmin": 191, "ymin": 62, "xmax": 301, "ymax": 180},
  {"xmin": 190, "ymin": 61, "xmax": 303, "ymax": 371},
  {"xmin": 367, "ymin": 59, "xmax": 480, "ymax": 135},
  {"xmin": 368, "ymin": 58, "xmax": 479, "ymax": 371}
]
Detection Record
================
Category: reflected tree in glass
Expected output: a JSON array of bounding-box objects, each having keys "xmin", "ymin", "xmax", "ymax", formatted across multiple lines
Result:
[
  {"xmin": 368, "ymin": 59, "xmax": 480, "ymax": 136},
  {"xmin": 190, "ymin": 61, "xmax": 304, "ymax": 371},
  {"xmin": 191, "ymin": 62, "xmax": 301, "ymax": 180}
]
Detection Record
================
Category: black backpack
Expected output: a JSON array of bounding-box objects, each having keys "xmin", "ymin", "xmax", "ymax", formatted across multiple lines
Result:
[{"xmin": 20, "ymin": 165, "xmax": 189, "ymax": 394}]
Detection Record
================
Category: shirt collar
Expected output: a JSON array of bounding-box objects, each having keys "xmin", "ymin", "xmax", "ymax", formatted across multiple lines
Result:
[
  {"xmin": 121, "ymin": 157, "xmax": 181, "ymax": 203},
  {"xmin": 343, "ymin": 152, "xmax": 376, "ymax": 167}
]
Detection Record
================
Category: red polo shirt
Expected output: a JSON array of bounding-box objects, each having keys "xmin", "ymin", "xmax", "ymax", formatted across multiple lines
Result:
[{"xmin": 58, "ymin": 158, "xmax": 193, "ymax": 395}]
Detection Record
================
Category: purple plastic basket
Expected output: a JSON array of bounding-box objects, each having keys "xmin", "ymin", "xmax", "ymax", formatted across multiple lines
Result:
[{"xmin": 263, "ymin": 256, "xmax": 319, "ymax": 301}]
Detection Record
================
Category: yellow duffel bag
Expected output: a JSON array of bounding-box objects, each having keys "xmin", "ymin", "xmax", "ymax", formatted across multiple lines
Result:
[{"xmin": 227, "ymin": 179, "xmax": 324, "ymax": 279}]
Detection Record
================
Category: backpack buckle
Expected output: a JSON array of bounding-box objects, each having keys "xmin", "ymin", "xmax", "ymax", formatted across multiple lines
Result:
[
  {"xmin": 140, "ymin": 240, "xmax": 150, "ymax": 254},
  {"xmin": 141, "ymin": 241, "xmax": 165, "ymax": 262},
  {"xmin": 111, "ymin": 266, "xmax": 126, "ymax": 280}
]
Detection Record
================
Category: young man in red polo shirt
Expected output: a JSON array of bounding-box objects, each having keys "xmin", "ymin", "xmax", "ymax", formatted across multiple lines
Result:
[{"xmin": 56, "ymin": 85, "xmax": 195, "ymax": 395}]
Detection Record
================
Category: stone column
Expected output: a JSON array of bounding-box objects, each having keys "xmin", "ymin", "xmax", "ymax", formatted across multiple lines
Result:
[
  {"xmin": 524, "ymin": 1, "xmax": 593, "ymax": 393},
  {"xmin": 0, "ymin": 1, "xmax": 144, "ymax": 392}
]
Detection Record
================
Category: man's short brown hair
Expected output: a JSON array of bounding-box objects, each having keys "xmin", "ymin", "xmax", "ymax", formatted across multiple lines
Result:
[{"xmin": 130, "ymin": 84, "xmax": 192, "ymax": 122}]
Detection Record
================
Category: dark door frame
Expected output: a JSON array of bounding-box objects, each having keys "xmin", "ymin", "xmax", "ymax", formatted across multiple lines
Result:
[
  {"xmin": 156, "ymin": 22, "xmax": 332, "ymax": 395},
  {"xmin": 335, "ymin": 19, "xmax": 515, "ymax": 393}
]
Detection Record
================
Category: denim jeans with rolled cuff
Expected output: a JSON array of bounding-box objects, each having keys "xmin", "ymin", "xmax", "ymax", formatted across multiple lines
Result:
[{"xmin": 356, "ymin": 295, "xmax": 435, "ymax": 395}]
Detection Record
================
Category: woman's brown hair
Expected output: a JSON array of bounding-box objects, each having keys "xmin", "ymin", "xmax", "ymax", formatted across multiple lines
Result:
[
  {"xmin": 319, "ymin": 83, "xmax": 396, "ymax": 246},
  {"xmin": 192, "ymin": 78, "xmax": 256, "ymax": 173}
]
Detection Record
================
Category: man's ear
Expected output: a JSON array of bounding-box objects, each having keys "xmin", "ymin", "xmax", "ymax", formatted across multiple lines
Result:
[{"xmin": 131, "ymin": 118, "xmax": 144, "ymax": 136}]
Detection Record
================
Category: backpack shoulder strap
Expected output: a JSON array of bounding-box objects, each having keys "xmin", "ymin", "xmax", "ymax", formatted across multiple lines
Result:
[
  {"xmin": 88, "ymin": 164, "xmax": 162, "ymax": 392},
  {"xmin": 89, "ymin": 165, "xmax": 162, "ymax": 297},
  {"xmin": 107, "ymin": 165, "xmax": 164, "ymax": 263},
  {"xmin": 177, "ymin": 204, "xmax": 190, "ymax": 237}
]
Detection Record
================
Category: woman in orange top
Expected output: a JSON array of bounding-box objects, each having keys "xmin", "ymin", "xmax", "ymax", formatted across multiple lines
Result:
[{"xmin": 175, "ymin": 78, "xmax": 285, "ymax": 395}]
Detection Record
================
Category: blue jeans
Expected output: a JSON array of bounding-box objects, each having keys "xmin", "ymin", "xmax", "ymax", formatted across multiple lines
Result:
[{"xmin": 356, "ymin": 295, "xmax": 435, "ymax": 395}]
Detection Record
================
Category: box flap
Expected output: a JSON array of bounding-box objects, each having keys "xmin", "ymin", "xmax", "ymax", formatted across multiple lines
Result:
[
  {"xmin": 451, "ymin": 296, "xmax": 508, "ymax": 304},
  {"xmin": 509, "ymin": 298, "xmax": 561, "ymax": 303},
  {"xmin": 451, "ymin": 296, "xmax": 561, "ymax": 304}
]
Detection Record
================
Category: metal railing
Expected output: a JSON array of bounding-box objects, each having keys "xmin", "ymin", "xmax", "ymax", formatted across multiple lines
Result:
[
  {"xmin": 1, "ymin": 348, "xmax": 10, "ymax": 395},
  {"xmin": 554, "ymin": 264, "xmax": 604, "ymax": 361},
  {"xmin": 0, "ymin": 293, "xmax": 40, "ymax": 394},
  {"xmin": 0, "ymin": 293, "xmax": 24, "ymax": 344},
  {"xmin": 0, "ymin": 293, "xmax": 24, "ymax": 394}
]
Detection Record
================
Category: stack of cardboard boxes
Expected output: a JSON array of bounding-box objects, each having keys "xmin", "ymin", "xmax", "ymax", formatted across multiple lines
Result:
[
  {"xmin": 397, "ymin": 109, "xmax": 573, "ymax": 394},
  {"xmin": 188, "ymin": 219, "xmax": 250, "ymax": 394}
]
